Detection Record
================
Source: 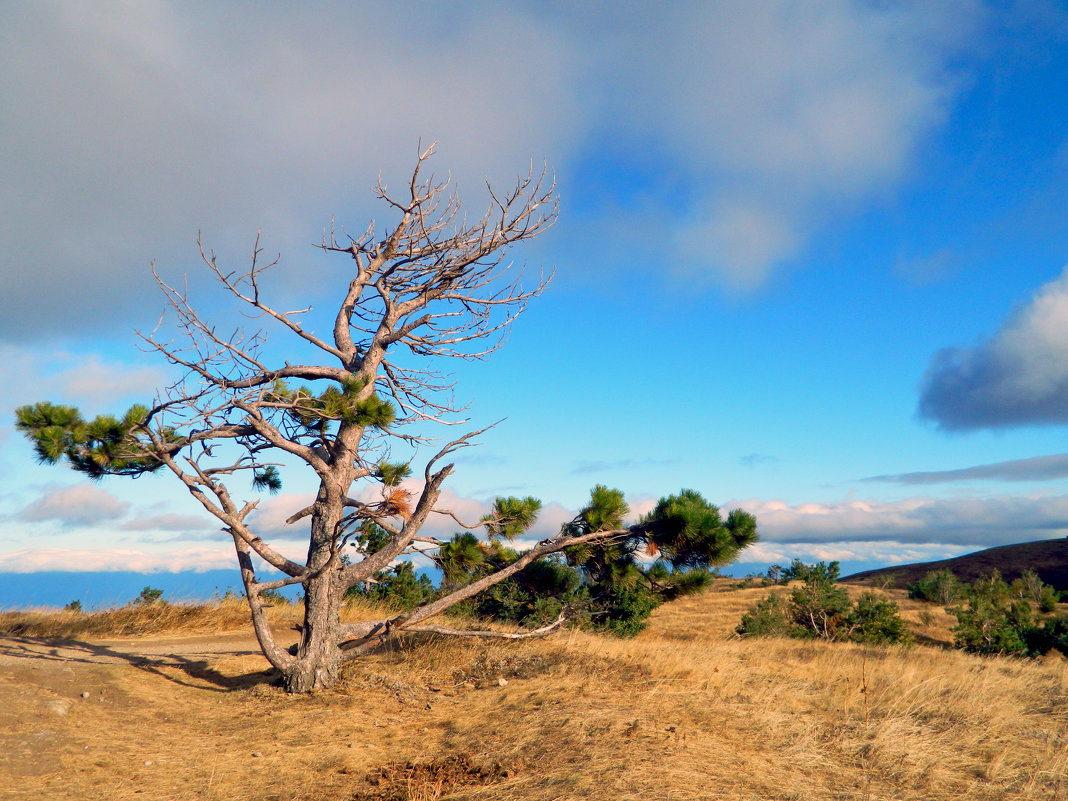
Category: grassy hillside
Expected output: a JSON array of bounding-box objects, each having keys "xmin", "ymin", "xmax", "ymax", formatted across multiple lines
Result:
[
  {"xmin": 842, "ymin": 538, "xmax": 1068, "ymax": 591},
  {"xmin": 1, "ymin": 583, "xmax": 1065, "ymax": 800}
]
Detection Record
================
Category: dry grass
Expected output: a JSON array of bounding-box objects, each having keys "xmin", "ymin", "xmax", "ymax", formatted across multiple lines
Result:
[{"xmin": 2, "ymin": 581, "xmax": 1066, "ymax": 800}]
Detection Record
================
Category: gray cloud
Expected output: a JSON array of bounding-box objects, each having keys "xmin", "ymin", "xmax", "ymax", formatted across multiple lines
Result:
[
  {"xmin": 866, "ymin": 453, "xmax": 1068, "ymax": 485},
  {"xmin": 0, "ymin": 1, "xmax": 1000, "ymax": 344},
  {"xmin": 0, "ymin": 2, "xmax": 584, "ymax": 340},
  {"xmin": 17, "ymin": 484, "xmax": 130, "ymax": 527},
  {"xmin": 120, "ymin": 513, "xmax": 218, "ymax": 533},
  {"xmin": 918, "ymin": 265, "xmax": 1068, "ymax": 430},
  {"xmin": 732, "ymin": 493, "xmax": 1068, "ymax": 546}
]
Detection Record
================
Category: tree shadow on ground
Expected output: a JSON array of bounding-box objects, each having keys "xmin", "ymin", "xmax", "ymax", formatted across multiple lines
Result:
[{"xmin": 0, "ymin": 636, "xmax": 276, "ymax": 692}]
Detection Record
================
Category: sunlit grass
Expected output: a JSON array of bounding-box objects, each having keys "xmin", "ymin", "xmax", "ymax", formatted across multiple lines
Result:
[{"xmin": 2, "ymin": 579, "xmax": 1066, "ymax": 800}]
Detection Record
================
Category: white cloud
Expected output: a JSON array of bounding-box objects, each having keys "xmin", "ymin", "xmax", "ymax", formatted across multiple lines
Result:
[
  {"xmin": 11, "ymin": 474, "xmax": 1065, "ymax": 574},
  {"xmin": 730, "ymin": 492, "xmax": 1068, "ymax": 546},
  {"xmin": 605, "ymin": 0, "xmax": 982, "ymax": 287},
  {"xmin": 56, "ymin": 356, "xmax": 169, "ymax": 407},
  {"xmin": 244, "ymin": 492, "xmax": 317, "ymax": 540},
  {"xmin": 0, "ymin": 545, "xmax": 234, "ymax": 573},
  {"xmin": 0, "ymin": 344, "xmax": 171, "ymax": 475},
  {"xmin": 120, "ymin": 513, "xmax": 218, "ymax": 533},
  {"xmin": 0, "ymin": 344, "xmax": 167, "ymax": 409},
  {"xmin": 17, "ymin": 484, "xmax": 130, "ymax": 527},
  {"xmin": 919, "ymin": 264, "xmax": 1068, "ymax": 430},
  {"xmin": 740, "ymin": 540, "xmax": 970, "ymax": 567}
]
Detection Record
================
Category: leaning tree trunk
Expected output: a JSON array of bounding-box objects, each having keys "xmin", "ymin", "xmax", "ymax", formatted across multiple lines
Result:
[
  {"xmin": 285, "ymin": 570, "xmax": 343, "ymax": 692},
  {"xmin": 283, "ymin": 492, "xmax": 346, "ymax": 692}
]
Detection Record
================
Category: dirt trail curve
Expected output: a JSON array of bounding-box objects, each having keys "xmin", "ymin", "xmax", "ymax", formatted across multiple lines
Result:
[{"xmin": 0, "ymin": 629, "xmax": 290, "ymax": 668}]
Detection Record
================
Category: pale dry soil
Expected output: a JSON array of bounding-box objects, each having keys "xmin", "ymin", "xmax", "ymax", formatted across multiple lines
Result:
[{"xmin": 2, "ymin": 586, "xmax": 1067, "ymax": 801}]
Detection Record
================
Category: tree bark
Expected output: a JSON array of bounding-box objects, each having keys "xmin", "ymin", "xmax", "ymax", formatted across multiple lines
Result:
[{"xmin": 283, "ymin": 487, "xmax": 345, "ymax": 692}]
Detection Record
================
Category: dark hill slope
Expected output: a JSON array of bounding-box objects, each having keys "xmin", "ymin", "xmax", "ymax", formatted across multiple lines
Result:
[{"xmin": 841, "ymin": 538, "xmax": 1068, "ymax": 591}]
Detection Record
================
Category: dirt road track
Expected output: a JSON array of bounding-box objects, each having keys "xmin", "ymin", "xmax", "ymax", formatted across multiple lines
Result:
[{"xmin": 0, "ymin": 629, "xmax": 291, "ymax": 668}]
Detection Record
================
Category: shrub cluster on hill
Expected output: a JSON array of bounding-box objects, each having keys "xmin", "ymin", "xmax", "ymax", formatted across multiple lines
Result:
[
  {"xmin": 908, "ymin": 568, "xmax": 1067, "ymax": 657},
  {"xmin": 736, "ymin": 560, "xmax": 911, "ymax": 645}
]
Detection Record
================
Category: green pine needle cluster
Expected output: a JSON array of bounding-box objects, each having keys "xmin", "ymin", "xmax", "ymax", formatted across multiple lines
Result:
[
  {"xmin": 266, "ymin": 377, "xmax": 396, "ymax": 432},
  {"xmin": 375, "ymin": 461, "xmax": 412, "ymax": 487},
  {"xmin": 483, "ymin": 496, "xmax": 542, "ymax": 540},
  {"xmin": 644, "ymin": 489, "xmax": 758, "ymax": 570},
  {"xmin": 14, "ymin": 401, "xmax": 166, "ymax": 479},
  {"xmin": 251, "ymin": 466, "xmax": 282, "ymax": 494}
]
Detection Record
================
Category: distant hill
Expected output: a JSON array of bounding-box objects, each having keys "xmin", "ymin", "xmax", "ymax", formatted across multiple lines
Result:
[{"xmin": 841, "ymin": 538, "xmax": 1068, "ymax": 591}]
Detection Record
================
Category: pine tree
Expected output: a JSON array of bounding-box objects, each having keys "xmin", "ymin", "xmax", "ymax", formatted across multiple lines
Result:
[{"xmin": 17, "ymin": 147, "xmax": 758, "ymax": 692}]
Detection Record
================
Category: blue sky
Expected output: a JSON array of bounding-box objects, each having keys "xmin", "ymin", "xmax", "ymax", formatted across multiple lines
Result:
[{"xmin": 3, "ymin": 1, "xmax": 1068, "ymax": 581}]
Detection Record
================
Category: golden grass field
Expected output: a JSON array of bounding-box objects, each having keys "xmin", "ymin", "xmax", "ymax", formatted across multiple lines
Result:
[{"xmin": 1, "ymin": 581, "xmax": 1066, "ymax": 800}]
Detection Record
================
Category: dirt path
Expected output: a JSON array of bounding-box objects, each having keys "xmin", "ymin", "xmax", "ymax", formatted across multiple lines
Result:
[{"xmin": 0, "ymin": 628, "xmax": 295, "ymax": 668}]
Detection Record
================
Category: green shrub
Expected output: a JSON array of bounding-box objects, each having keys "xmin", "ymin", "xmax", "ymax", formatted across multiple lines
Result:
[
  {"xmin": 136, "ymin": 586, "xmax": 164, "ymax": 605},
  {"xmin": 846, "ymin": 592, "xmax": 912, "ymax": 645},
  {"xmin": 907, "ymin": 569, "xmax": 962, "ymax": 605},
  {"xmin": 950, "ymin": 571, "xmax": 1033, "ymax": 656},
  {"xmin": 1005, "ymin": 569, "xmax": 1060, "ymax": 613},
  {"xmin": 736, "ymin": 593, "xmax": 791, "ymax": 637},
  {"xmin": 1025, "ymin": 616, "xmax": 1068, "ymax": 656},
  {"xmin": 64, "ymin": 600, "xmax": 82, "ymax": 613},
  {"xmin": 1039, "ymin": 585, "xmax": 1059, "ymax": 613},
  {"xmin": 346, "ymin": 562, "xmax": 436, "ymax": 611},
  {"xmin": 737, "ymin": 561, "xmax": 910, "ymax": 645},
  {"xmin": 595, "ymin": 584, "xmax": 661, "ymax": 638},
  {"xmin": 786, "ymin": 561, "xmax": 852, "ymax": 640}
]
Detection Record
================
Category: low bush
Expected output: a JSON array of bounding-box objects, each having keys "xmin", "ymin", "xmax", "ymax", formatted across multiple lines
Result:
[
  {"xmin": 736, "ymin": 561, "xmax": 911, "ymax": 645},
  {"xmin": 948, "ymin": 570, "xmax": 1065, "ymax": 656},
  {"xmin": 908, "ymin": 569, "xmax": 963, "ymax": 606}
]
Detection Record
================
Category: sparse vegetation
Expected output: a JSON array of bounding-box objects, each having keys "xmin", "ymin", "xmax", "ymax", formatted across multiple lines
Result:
[
  {"xmin": 908, "ymin": 568, "xmax": 964, "ymax": 605},
  {"xmin": 2, "ymin": 581, "xmax": 1066, "ymax": 801},
  {"xmin": 736, "ymin": 560, "xmax": 912, "ymax": 645},
  {"xmin": 900, "ymin": 568, "xmax": 1068, "ymax": 657},
  {"xmin": 948, "ymin": 570, "xmax": 1068, "ymax": 657}
]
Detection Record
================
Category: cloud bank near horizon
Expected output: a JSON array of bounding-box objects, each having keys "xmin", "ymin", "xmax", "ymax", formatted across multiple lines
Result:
[
  {"xmin": 734, "ymin": 494, "xmax": 1068, "ymax": 546},
  {"xmin": 6, "ymin": 477, "xmax": 1066, "ymax": 572}
]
